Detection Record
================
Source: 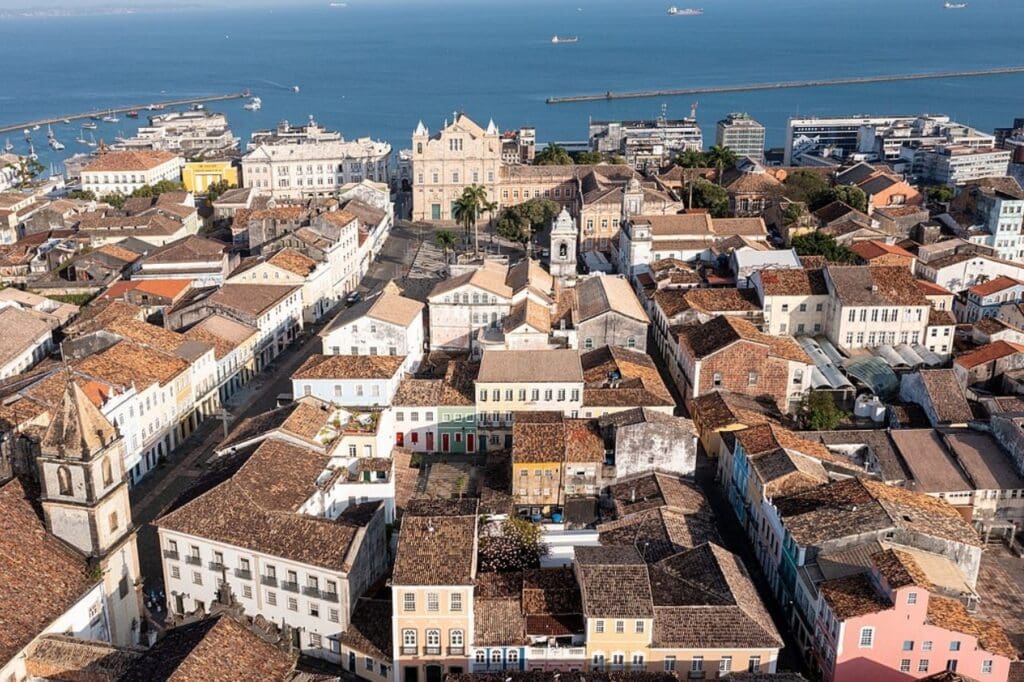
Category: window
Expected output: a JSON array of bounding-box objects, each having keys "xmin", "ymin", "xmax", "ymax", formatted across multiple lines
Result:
[
  {"xmin": 329, "ymin": 608, "xmax": 339, "ymax": 623},
  {"xmin": 612, "ymin": 653, "xmax": 625, "ymax": 670},
  {"xmin": 402, "ymin": 630, "xmax": 416, "ymax": 648},
  {"xmin": 859, "ymin": 627, "xmax": 874, "ymax": 648},
  {"xmin": 747, "ymin": 656, "xmax": 761, "ymax": 672},
  {"xmin": 713, "ymin": 372, "xmax": 722, "ymax": 388},
  {"xmin": 426, "ymin": 629, "xmax": 441, "ymax": 654},
  {"xmin": 635, "ymin": 620, "xmax": 644, "ymax": 633},
  {"xmin": 170, "ymin": 566, "xmax": 180, "ymax": 579},
  {"xmin": 451, "ymin": 593, "xmax": 462, "ymax": 611},
  {"xmin": 595, "ymin": 620, "xmax": 604, "ymax": 634},
  {"xmin": 450, "ymin": 629, "xmax": 464, "ymax": 650},
  {"xmin": 632, "ymin": 654, "xmax": 645, "ymax": 670},
  {"xmin": 947, "ymin": 660, "xmax": 959, "ymax": 672},
  {"xmin": 748, "ymin": 370, "xmax": 758, "ymax": 385},
  {"xmin": 288, "ymin": 597, "xmax": 298, "ymax": 611},
  {"xmin": 309, "ymin": 632, "xmax": 322, "ymax": 648},
  {"xmin": 593, "ymin": 654, "xmax": 605, "ymax": 670},
  {"xmin": 102, "ymin": 457, "xmax": 113, "ymax": 486},
  {"xmin": 193, "ymin": 572, "xmax": 202, "ymax": 585},
  {"xmin": 720, "ymin": 656, "xmax": 732, "ymax": 673},
  {"xmin": 584, "ymin": 337, "xmax": 594, "ymax": 350},
  {"xmin": 691, "ymin": 656, "xmax": 703, "ymax": 672},
  {"xmin": 615, "ymin": 620, "xmax": 624, "ymax": 633},
  {"xmin": 982, "ymin": 659, "xmax": 993, "ymax": 674},
  {"xmin": 909, "ymin": 592, "xmax": 918, "ymax": 606},
  {"xmin": 309, "ymin": 603, "xmax": 319, "ymax": 618},
  {"xmin": 366, "ymin": 657, "xmax": 374, "ymax": 671},
  {"xmin": 918, "ymin": 660, "xmax": 929, "ymax": 673},
  {"xmin": 950, "ymin": 641, "xmax": 961, "ymax": 651},
  {"xmin": 664, "ymin": 657, "xmax": 676, "ymax": 672},
  {"xmin": 903, "ymin": 641, "xmax": 914, "ymax": 651},
  {"xmin": 267, "ymin": 591, "xmax": 276, "ymax": 605},
  {"xmin": 427, "ymin": 592, "xmax": 439, "ymax": 611},
  {"xmin": 900, "ymin": 659, "xmax": 911, "ymax": 673},
  {"xmin": 627, "ymin": 337, "xmax": 636, "ymax": 349},
  {"xmin": 403, "ymin": 593, "xmax": 415, "ymax": 611},
  {"xmin": 57, "ymin": 466, "xmax": 72, "ymax": 496},
  {"xmin": 109, "ymin": 511, "xmax": 119, "ymax": 532}
]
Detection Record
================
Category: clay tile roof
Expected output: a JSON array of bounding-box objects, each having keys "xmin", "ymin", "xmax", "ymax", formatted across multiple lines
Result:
[
  {"xmin": 574, "ymin": 276, "xmax": 649, "ymax": 324},
  {"xmin": 474, "ymin": 583, "xmax": 528, "ymax": 646},
  {"xmin": 124, "ymin": 613, "xmax": 296, "ymax": 681},
  {"xmin": 208, "ymin": 283, "xmax": 300, "ymax": 318},
  {"xmin": 157, "ymin": 440, "xmax": 377, "ymax": 572},
  {"xmin": 292, "ymin": 354, "xmax": 406, "ymax": 380},
  {"xmin": 872, "ymin": 548, "xmax": 933, "ymax": 590},
  {"xmin": 712, "ymin": 217, "xmax": 768, "ymax": 237},
  {"xmin": 690, "ymin": 390, "xmax": 781, "ymax": 431},
  {"xmin": 96, "ymin": 243, "xmax": 143, "ymax": 263},
  {"xmin": 82, "ymin": 150, "xmax": 179, "ymax": 172},
  {"xmin": 916, "ymin": 279, "xmax": 952, "ymax": 296},
  {"xmin": 366, "ymin": 293, "xmax": 424, "ymax": 327},
  {"xmin": 0, "ymin": 307, "xmax": 53, "ymax": 369},
  {"xmin": 77, "ymin": 340, "xmax": 188, "ymax": 387},
  {"xmin": 563, "ymin": 419, "xmax": 606, "ymax": 463},
  {"xmin": 679, "ymin": 315, "xmax": 810, "ymax": 363},
  {"xmin": 0, "ymin": 478, "xmax": 95, "ymax": 665},
  {"xmin": 819, "ymin": 573, "xmax": 892, "ymax": 619},
  {"xmin": 827, "ymin": 265, "xmax": 929, "ymax": 306},
  {"xmin": 504, "ymin": 299, "xmax": 552, "ymax": 333},
  {"xmin": 968, "ymin": 276, "xmax": 1023, "ymax": 297},
  {"xmin": 392, "ymin": 514, "xmax": 477, "ymax": 585},
  {"xmin": 339, "ymin": 598, "xmax": 393, "ymax": 661},
  {"xmin": 25, "ymin": 634, "xmax": 141, "ymax": 680},
  {"xmin": 512, "ymin": 412, "xmax": 566, "ymax": 464},
  {"xmin": 40, "ymin": 380, "xmax": 118, "ymax": 458},
  {"xmin": 850, "ymin": 240, "xmax": 916, "ymax": 261},
  {"xmin": 576, "ymin": 546, "xmax": 654, "ymax": 618},
  {"xmin": 758, "ymin": 268, "xmax": 829, "ymax": 296},
  {"xmin": 478, "ymin": 349, "xmax": 582, "ymax": 383},
  {"xmin": 918, "ymin": 370, "xmax": 973, "ymax": 424},
  {"xmin": 926, "ymin": 595, "xmax": 1017, "ymax": 659},
  {"xmin": 267, "ymin": 247, "xmax": 318, "ymax": 277},
  {"xmin": 954, "ymin": 340, "xmax": 1024, "ymax": 370}
]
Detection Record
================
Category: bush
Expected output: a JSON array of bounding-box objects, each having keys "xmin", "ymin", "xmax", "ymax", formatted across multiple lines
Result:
[
  {"xmin": 800, "ymin": 391, "xmax": 844, "ymax": 431},
  {"xmin": 791, "ymin": 231, "xmax": 856, "ymax": 263},
  {"xmin": 478, "ymin": 517, "xmax": 548, "ymax": 572}
]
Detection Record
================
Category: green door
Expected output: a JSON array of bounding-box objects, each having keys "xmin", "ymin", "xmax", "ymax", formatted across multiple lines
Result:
[{"xmin": 431, "ymin": 203, "xmax": 441, "ymax": 220}]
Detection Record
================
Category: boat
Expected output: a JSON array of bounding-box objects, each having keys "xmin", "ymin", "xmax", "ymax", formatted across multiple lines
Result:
[
  {"xmin": 62, "ymin": 119, "xmax": 71, "ymax": 125},
  {"xmin": 22, "ymin": 128, "xmax": 30, "ymax": 136},
  {"xmin": 3, "ymin": 139, "xmax": 12, "ymax": 153},
  {"xmin": 86, "ymin": 132, "xmax": 97, "ymax": 148},
  {"xmin": 102, "ymin": 112, "xmax": 120, "ymax": 123},
  {"xmin": 90, "ymin": 115, "xmax": 103, "ymax": 121},
  {"xmin": 82, "ymin": 122, "xmax": 98, "ymax": 130},
  {"xmin": 667, "ymin": 6, "xmax": 704, "ymax": 15},
  {"xmin": 243, "ymin": 96, "xmax": 263, "ymax": 111},
  {"xmin": 76, "ymin": 132, "xmax": 88, "ymax": 145},
  {"xmin": 48, "ymin": 137, "xmax": 65, "ymax": 151},
  {"xmin": 292, "ymin": 85, "xmax": 300, "ymax": 93},
  {"xmin": 191, "ymin": 103, "xmax": 205, "ymax": 111},
  {"xmin": 46, "ymin": 125, "xmax": 55, "ymax": 139},
  {"xmin": 126, "ymin": 110, "xmax": 139, "ymax": 118},
  {"xmin": 27, "ymin": 141, "xmax": 37, "ymax": 161},
  {"xmin": 329, "ymin": 1, "xmax": 347, "ymax": 6},
  {"xmin": 551, "ymin": 35, "xmax": 578, "ymax": 43},
  {"xmin": 944, "ymin": 2, "xmax": 967, "ymax": 7},
  {"xmin": 31, "ymin": 124, "xmax": 40, "ymax": 131}
]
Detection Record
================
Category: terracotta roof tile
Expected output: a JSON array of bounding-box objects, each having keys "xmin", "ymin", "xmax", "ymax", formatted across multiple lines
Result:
[
  {"xmin": 820, "ymin": 573, "xmax": 892, "ymax": 619},
  {"xmin": 82, "ymin": 150, "xmax": 179, "ymax": 172},
  {"xmin": 926, "ymin": 595, "xmax": 1017, "ymax": 659},
  {"xmin": 955, "ymin": 341, "xmax": 1024, "ymax": 370},
  {"xmin": 293, "ymin": 354, "xmax": 406, "ymax": 380},
  {"xmin": 392, "ymin": 513, "xmax": 477, "ymax": 585}
]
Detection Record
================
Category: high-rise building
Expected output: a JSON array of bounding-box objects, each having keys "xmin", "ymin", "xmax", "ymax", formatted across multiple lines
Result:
[
  {"xmin": 589, "ymin": 107, "xmax": 703, "ymax": 170},
  {"xmin": 716, "ymin": 112, "xmax": 765, "ymax": 161}
]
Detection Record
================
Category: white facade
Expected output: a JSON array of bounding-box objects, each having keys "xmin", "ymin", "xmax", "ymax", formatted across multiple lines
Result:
[
  {"xmin": 294, "ymin": 373, "xmax": 404, "ymax": 408},
  {"xmin": 80, "ymin": 154, "xmax": 185, "ymax": 196},
  {"xmin": 0, "ymin": 322, "xmax": 52, "ymax": 379},
  {"xmin": 905, "ymin": 145, "xmax": 1011, "ymax": 186},
  {"xmin": 242, "ymin": 120, "xmax": 390, "ymax": 199},
  {"xmin": 321, "ymin": 311, "xmax": 424, "ymax": 373},
  {"xmin": 916, "ymin": 254, "xmax": 1024, "ymax": 293}
]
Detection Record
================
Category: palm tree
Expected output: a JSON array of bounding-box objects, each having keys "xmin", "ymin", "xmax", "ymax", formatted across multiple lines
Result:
[
  {"xmin": 434, "ymin": 229, "xmax": 457, "ymax": 265},
  {"xmin": 459, "ymin": 184, "xmax": 491, "ymax": 254},
  {"xmin": 675, "ymin": 149, "xmax": 707, "ymax": 169},
  {"xmin": 705, "ymin": 144, "xmax": 738, "ymax": 185},
  {"xmin": 452, "ymin": 194, "xmax": 477, "ymax": 251}
]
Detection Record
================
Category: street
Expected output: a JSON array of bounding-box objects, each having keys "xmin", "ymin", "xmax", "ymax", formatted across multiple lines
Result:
[{"xmin": 129, "ymin": 221, "xmax": 424, "ymax": 618}]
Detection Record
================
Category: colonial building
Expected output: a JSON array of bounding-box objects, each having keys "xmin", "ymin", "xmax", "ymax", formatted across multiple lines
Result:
[
  {"xmin": 80, "ymin": 150, "xmax": 184, "ymax": 196},
  {"xmin": 321, "ymin": 291, "xmax": 425, "ymax": 371}
]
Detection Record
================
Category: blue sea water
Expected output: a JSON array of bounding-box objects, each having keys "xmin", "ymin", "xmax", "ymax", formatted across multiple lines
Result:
[{"xmin": 1, "ymin": 0, "xmax": 1023, "ymax": 170}]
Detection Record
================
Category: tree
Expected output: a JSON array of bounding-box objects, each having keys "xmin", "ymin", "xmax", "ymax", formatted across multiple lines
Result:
[
  {"xmin": 783, "ymin": 170, "xmax": 831, "ymax": 205},
  {"xmin": 674, "ymin": 149, "xmax": 708, "ymax": 168},
  {"xmin": 783, "ymin": 202, "xmax": 805, "ymax": 227},
  {"xmin": 688, "ymin": 178, "xmax": 730, "ymax": 218},
  {"xmin": 791, "ymin": 231, "xmax": 855, "ymax": 263},
  {"xmin": 204, "ymin": 179, "xmax": 234, "ymax": 202},
  {"xmin": 129, "ymin": 179, "xmax": 184, "ymax": 199},
  {"xmin": 495, "ymin": 198, "xmax": 560, "ymax": 256},
  {"xmin": 481, "ymin": 199, "xmax": 498, "ymax": 228},
  {"xmin": 100, "ymin": 192, "xmax": 126, "ymax": 210},
  {"xmin": 809, "ymin": 184, "xmax": 868, "ymax": 213},
  {"xmin": 705, "ymin": 144, "xmax": 738, "ymax": 184},
  {"xmin": 452, "ymin": 193, "xmax": 478, "ymax": 247},
  {"xmin": 477, "ymin": 517, "xmax": 548, "ymax": 573},
  {"xmin": 434, "ymin": 229, "xmax": 457, "ymax": 264},
  {"xmin": 800, "ymin": 391, "xmax": 845, "ymax": 431},
  {"xmin": 534, "ymin": 144, "xmax": 572, "ymax": 166},
  {"xmin": 574, "ymin": 151, "xmax": 603, "ymax": 164},
  {"xmin": 9, "ymin": 156, "xmax": 45, "ymax": 189},
  {"xmin": 927, "ymin": 185, "xmax": 955, "ymax": 203},
  {"xmin": 67, "ymin": 190, "xmax": 96, "ymax": 201},
  {"xmin": 609, "ymin": 154, "xmax": 628, "ymax": 165}
]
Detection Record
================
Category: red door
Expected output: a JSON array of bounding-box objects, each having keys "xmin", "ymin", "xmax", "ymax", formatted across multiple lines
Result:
[
  {"xmin": 426, "ymin": 432, "xmax": 434, "ymax": 451},
  {"xmin": 442, "ymin": 433, "xmax": 450, "ymax": 452},
  {"xmin": 467, "ymin": 434, "xmax": 475, "ymax": 452},
  {"xmin": 396, "ymin": 432, "xmax": 404, "ymax": 446}
]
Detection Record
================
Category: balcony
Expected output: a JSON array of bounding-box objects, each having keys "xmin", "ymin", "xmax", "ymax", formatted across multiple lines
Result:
[
  {"xmin": 302, "ymin": 585, "xmax": 321, "ymax": 598},
  {"xmin": 527, "ymin": 647, "xmax": 586, "ymax": 661},
  {"xmin": 184, "ymin": 555, "xmax": 201, "ymax": 566},
  {"xmin": 281, "ymin": 581, "xmax": 300, "ymax": 593},
  {"xmin": 260, "ymin": 575, "xmax": 278, "ymax": 587},
  {"xmin": 448, "ymin": 646, "xmax": 465, "ymax": 656},
  {"xmin": 400, "ymin": 646, "xmax": 417, "ymax": 656},
  {"xmin": 424, "ymin": 646, "xmax": 441, "ymax": 656},
  {"xmin": 162, "ymin": 550, "xmax": 179, "ymax": 560},
  {"xmin": 322, "ymin": 591, "xmax": 340, "ymax": 603},
  {"xmin": 234, "ymin": 568, "xmax": 252, "ymax": 580},
  {"xmin": 208, "ymin": 561, "xmax": 225, "ymax": 572}
]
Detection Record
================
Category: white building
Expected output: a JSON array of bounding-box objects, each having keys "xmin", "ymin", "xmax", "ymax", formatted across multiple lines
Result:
[
  {"xmin": 114, "ymin": 110, "xmax": 239, "ymax": 156},
  {"xmin": 156, "ymin": 437, "xmax": 389, "ymax": 664},
  {"xmin": 292, "ymin": 354, "xmax": 407, "ymax": 407},
  {"xmin": 904, "ymin": 145, "xmax": 1011, "ymax": 186},
  {"xmin": 824, "ymin": 265, "xmax": 931, "ymax": 350},
  {"xmin": 227, "ymin": 247, "xmax": 341, "ymax": 323},
  {"xmin": 716, "ymin": 113, "xmax": 765, "ymax": 161},
  {"xmin": 80, "ymin": 150, "xmax": 184, "ymax": 196},
  {"xmin": 937, "ymin": 177, "xmax": 1024, "ymax": 262},
  {"xmin": 241, "ymin": 118, "xmax": 390, "ymax": 199},
  {"xmin": 320, "ymin": 291, "xmax": 425, "ymax": 371},
  {"xmin": 916, "ymin": 251, "xmax": 1024, "ymax": 294},
  {"xmin": 0, "ymin": 305, "xmax": 54, "ymax": 379}
]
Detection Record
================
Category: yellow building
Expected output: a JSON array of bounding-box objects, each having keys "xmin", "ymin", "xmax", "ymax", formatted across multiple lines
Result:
[
  {"xmin": 393, "ymin": 501, "xmax": 479, "ymax": 682},
  {"xmin": 182, "ymin": 160, "xmax": 238, "ymax": 193}
]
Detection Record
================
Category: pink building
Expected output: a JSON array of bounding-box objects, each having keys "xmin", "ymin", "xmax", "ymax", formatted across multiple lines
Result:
[{"xmin": 813, "ymin": 548, "xmax": 1015, "ymax": 682}]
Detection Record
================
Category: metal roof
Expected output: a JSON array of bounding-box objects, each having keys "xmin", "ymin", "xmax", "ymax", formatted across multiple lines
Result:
[
  {"xmin": 844, "ymin": 355, "xmax": 900, "ymax": 397},
  {"xmin": 798, "ymin": 336, "xmax": 854, "ymax": 390}
]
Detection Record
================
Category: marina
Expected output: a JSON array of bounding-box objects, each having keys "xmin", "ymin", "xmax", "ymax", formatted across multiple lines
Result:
[
  {"xmin": 0, "ymin": 91, "xmax": 251, "ymax": 136},
  {"xmin": 546, "ymin": 65, "xmax": 1024, "ymax": 104}
]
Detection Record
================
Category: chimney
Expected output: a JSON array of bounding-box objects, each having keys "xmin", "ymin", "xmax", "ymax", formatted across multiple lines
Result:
[{"xmin": 630, "ymin": 487, "xmax": 636, "ymax": 503}]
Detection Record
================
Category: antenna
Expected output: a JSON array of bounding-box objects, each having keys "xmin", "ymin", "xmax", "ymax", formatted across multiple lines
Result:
[{"xmin": 690, "ymin": 101, "xmax": 699, "ymax": 120}]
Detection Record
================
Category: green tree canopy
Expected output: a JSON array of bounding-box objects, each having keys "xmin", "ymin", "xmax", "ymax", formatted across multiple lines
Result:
[
  {"xmin": 101, "ymin": 192, "xmax": 126, "ymax": 209},
  {"xmin": 67, "ymin": 190, "xmax": 96, "ymax": 201},
  {"xmin": 433, "ymin": 229, "xmax": 458, "ymax": 263},
  {"xmin": 791, "ymin": 231, "xmax": 856, "ymax": 263},
  {"xmin": 674, "ymin": 149, "xmax": 709, "ymax": 168},
  {"xmin": 534, "ymin": 144, "xmax": 573, "ymax": 166},
  {"xmin": 688, "ymin": 178, "xmax": 730, "ymax": 218},
  {"xmin": 800, "ymin": 391, "xmax": 845, "ymax": 431},
  {"xmin": 204, "ymin": 179, "xmax": 235, "ymax": 202},
  {"xmin": 129, "ymin": 179, "xmax": 185, "ymax": 199},
  {"xmin": 926, "ymin": 185, "xmax": 955, "ymax": 203},
  {"xmin": 809, "ymin": 184, "xmax": 868, "ymax": 213},
  {"xmin": 495, "ymin": 198, "xmax": 561, "ymax": 253},
  {"xmin": 573, "ymin": 151, "xmax": 603, "ymax": 164},
  {"xmin": 783, "ymin": 170, "xmax": 831, "ymax": 205},
  {"xmin": 706, "ymin": 144, "xmax": 738, "ymax": 179}
]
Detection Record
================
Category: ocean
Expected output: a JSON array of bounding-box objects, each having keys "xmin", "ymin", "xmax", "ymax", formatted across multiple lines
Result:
[{"xmin": 1, "ymin": 0, "xmax": 1023, "ymax": 171}]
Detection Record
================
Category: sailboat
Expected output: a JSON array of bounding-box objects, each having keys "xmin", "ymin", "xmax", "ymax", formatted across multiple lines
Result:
[
  {"xmin": 46, "ymin": 125, "xmax": 55, "ymax": 140},
  {"xmin": 2, "ymin": 139, "xmax": 12, "ymax": 153},
  {"xmin": 27, "ymin": 140, "xmax": 38, "ymax": 161},
  {"xmin": 102, "ymin": 111, "xmax": 120, "ymax": 123},
  {"xmin": 86, "ymin": 132, "xmax": 97, "ymax": 148},
  {"xmin": 76, "ymin": 129, "xmax": 88, "ymax": 145},
  {"xmin": 82, "ymin": 121, "xmax": 98, "ymax": 130},
  {"xmin": 49, "ymin": 138, "xmax": 65, "ymax": 151}
]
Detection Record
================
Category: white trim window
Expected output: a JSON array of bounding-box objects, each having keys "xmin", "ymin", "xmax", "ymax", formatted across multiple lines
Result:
[{"xmin": 859, "ymin": 627, "xmax": 875, "ymax": 648}]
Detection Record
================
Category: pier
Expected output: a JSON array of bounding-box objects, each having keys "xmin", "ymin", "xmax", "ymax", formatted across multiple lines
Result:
[
  {"xmin": 545, "ymin": 67, "xmax": 1024, "ymax": 104},
  {"xmin": 0, "ymin": 92, "xmax": 251, "ymax": 135}
]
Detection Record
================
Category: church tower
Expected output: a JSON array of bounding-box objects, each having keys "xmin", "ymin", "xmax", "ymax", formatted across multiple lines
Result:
[
  {"xmin": 549, "ymin": 207, "xmax": 578, "ymax": 285},
  {"xmin": 622, "ymin": 177, "xmax": 645, "ymax": 220},
  {"xmin": 37, "ymin": 379, "xmax": 143, "ymax": 647}
]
